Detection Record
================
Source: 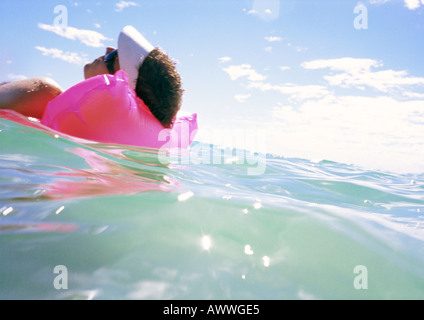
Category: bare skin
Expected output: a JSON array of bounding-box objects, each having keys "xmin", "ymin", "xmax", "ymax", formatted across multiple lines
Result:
[
  {"xmin": 0, "ymin": 77, "xmax": 63, "ymax": 119},
  {"xmin": 0, "ymin": 47, "xmax": 120, "ymax": 119},
  {"xmin": 84, "ymin": 47, "xmax": 120, "ymax": 80}
]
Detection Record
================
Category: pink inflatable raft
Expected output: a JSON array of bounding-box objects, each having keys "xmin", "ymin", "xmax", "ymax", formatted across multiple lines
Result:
[
  {"xmin": 1, "ymin": 70, "xmax": 197, "ymax": 149},
  {"xmin": 41, "ymin": 70, "xmax": 197, "ymax": 149}
]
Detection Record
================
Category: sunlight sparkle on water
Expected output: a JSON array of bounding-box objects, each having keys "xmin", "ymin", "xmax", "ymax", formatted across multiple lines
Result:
[
  {"xmin": 178, "ymin": 191, "xmax": 194, "ymax": 202},
  {"xmin": 201, "ymin": 235, "xmax": 212, "ymax": 251},
  {"xmin": 55, "ymin": 206, "xmax": 65, "ymax": 215},
  {"xmin": 262, "ymin": 256, "xmax": 270, "ymax": 267},
  {"xmin": 244, "ymin": 244, "xmax": 254, "ymax": 255},
  {"xmin": 2, "ymin": 207, "xmax": 13, "ymax": 216},
  {"xmin": 253, "ymin": 202, "xmax": 262, "ymax": 210}
]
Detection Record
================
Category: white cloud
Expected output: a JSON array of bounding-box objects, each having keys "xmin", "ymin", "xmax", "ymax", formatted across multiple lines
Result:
[
  {"xmin": 35, "ymin": 46, "xmax": 89, "ymax": 65},
  {"xmin": 302, "ymin": 57, "xmax": 424, "ymax": 95},
  {"xmin": 115, "ymin": 1, "xmax": 138, "ymax": 12},
  {"xmin": 222, "ymin": 64, "xmax": 267, "ymax": 81},
  {"xmin": 223, "ymin": 57, "xmax": 424, "ymax": 103},
  {"xmin": 370, "ymin": 0, "xmax": 423, "ymax": 10},
  {"xmin": 403, "ymin": 91, "xmax": 424, "ymax": 99},
  {"xmin": 246, "ymin": 0, "xmax": 280, "ymax": 21},
  {"xmin": 8, "ymin": 74, "xmax": 27, "ymax": 81},
  {"xmin": 280, "ymin": 66, "xmax": 290, "ymax": 71},
  {"xmin": 218, "ymin": 56, "xmax": 232, "ymax": 63},
  {"xmin": 267, "ymin": 95, "xmax": 424, "ymax": 173},
  {"xmin": 248, "ymin": 82, "xmax": 332, "ymax": 102},
  {"xmin": 265, "ymin": 36, "xmax": 283, "ymax": 42},
  {"xmin": 38, "ymin": 23, "xmax": 111, "ymax": 48},
  {"xmin": 218, "ymin": 54, "xmax": 424, "ymax": 173},
  {"xmin": 325, "ymin": 69, "xmax": 424, "ymax": 93},
  {"xmin": 404, "ymin": 0, "xmax": 421, "ymax": 9},
  {"xmin": 302, "ymin": 57, "xmax": 382, "ymax": 73},
  {"xmin": 234, "ymin": 94, "xmax": 252, "ymax": 103},
  {"xmin": 245, "ymin": 9, "xmax": 258, "ymax": 15},
  {"xmin": 369, "ymin": 0, "xmax": 392, "ymax": 4}
]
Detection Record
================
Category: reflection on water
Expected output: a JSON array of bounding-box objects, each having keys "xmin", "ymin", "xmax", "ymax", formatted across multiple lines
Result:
[
  {"xmin": 0, "ymin": 222, "xmax": 78, "ymax": 233},
  {"xmin": 0, "ymin": 113, "xmax": 181, "ymax": 250},
  {"xmin": 0, "ymin": 110, "xmax": 178, "ymax": 201},
  {"xmin": 43, "ymin": 147, "xmax": 177, "ymax": 200}
]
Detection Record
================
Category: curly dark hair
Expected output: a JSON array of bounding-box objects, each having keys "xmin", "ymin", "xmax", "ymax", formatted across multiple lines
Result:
[{"xmin": 136, "ymin": 48, "xmax": 183, "ymax": 128}]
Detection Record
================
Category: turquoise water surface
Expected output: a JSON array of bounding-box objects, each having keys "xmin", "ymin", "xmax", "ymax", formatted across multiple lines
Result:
[{"xmin": 1, "ymin": 114, "xmax": 424, "ymax": 300}]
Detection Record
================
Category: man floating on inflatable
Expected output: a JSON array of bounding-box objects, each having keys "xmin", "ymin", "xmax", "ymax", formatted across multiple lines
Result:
[{"xmin": 0, "ymin": 26, "xmax": 197, "ymax": 149}]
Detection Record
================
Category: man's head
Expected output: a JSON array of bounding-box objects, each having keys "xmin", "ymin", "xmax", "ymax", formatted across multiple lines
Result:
[
  {"xmin": 84, "ymin": 26, "xmax": 183, "ymax": 128},
  {"xmin": 136, "ymin": 48, "xmax": 183, "ymax": 128}
]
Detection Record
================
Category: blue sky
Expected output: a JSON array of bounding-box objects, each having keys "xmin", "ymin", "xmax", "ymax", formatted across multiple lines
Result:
[{"xmin": 1, "ymin": 0, "xmax": 424, "ymax": 173}]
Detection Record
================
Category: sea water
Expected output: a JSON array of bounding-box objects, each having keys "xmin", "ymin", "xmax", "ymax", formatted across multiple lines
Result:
[{"xmin": 0, "ymin": 116, "xmax": 423, "ymax": 300}]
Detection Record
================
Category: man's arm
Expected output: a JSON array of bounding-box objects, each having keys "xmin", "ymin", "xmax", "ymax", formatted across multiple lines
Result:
[{"xmin": 0, "ymin": 78, "xmax": 62, "ymax": 119}]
